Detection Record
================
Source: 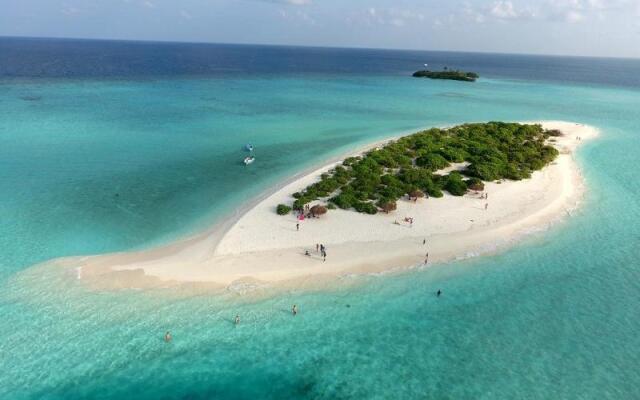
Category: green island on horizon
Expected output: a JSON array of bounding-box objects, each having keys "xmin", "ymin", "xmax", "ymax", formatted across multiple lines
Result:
[
  {"xmin": 412, "ymin": 69, "xmax": 480, "ymax": 82},
  {"xmin": 277, "ymin": 122, "xmax": 560, "ymax": 216}
]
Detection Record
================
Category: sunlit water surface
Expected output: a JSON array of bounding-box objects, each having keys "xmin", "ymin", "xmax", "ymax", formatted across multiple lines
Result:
[{"xmin": 1, "ymin": 39, "xmax": 640, "ymax": 399}]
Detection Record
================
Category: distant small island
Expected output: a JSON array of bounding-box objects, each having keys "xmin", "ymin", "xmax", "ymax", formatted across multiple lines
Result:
[{"xmin": 412, "ymin": 69, "xmax": 479, "ymax": 82}]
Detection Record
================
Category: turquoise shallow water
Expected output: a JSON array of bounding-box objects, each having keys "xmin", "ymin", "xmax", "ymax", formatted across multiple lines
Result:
[{"xmin": 2, "ymin": 42, "xmax": 640, "ymax": 398}]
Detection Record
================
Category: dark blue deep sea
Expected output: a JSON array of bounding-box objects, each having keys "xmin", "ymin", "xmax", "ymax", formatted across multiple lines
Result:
[{"xmin": 1, "ymin": 37, "xmax": 640, "ymax": 399}]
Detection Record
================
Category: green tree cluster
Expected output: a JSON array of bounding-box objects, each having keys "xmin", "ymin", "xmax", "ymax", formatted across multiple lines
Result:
[
  {"xmin": 283, "ymin": 122, "xmax": 559, "ymax": 215},
  {"xmin": 412, "ymin": 70, "xmax": 480, "ymax": 82}
]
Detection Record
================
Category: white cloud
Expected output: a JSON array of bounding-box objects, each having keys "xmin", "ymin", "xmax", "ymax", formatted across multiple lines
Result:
[
  {"xmin": 358, "ymin": 7, "xmax": 427, "ymax": 28},
  {"xmin": 490, "ymin": 1, "xmax": 519, "ymax": 18},
  {"xmin": 278, "ymin": 8, "xmax": 317, "ymax": 25},
  {"xmin": 460, "ymin": 0, "xmax": 638, "ymax": 24}
]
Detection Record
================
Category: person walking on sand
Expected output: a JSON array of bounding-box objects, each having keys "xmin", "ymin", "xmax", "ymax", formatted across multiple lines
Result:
[
  {"xmin": 235, "ymin": 315, "xmax": 240, "ymax": 325},
  {"xmin": 425, "ymin": 252, "xmax": 429, "ymax": 265},
  {"xmin": 423, "ymin": 238, "xmax": 426, "ymax": 245},
  {"xmin": 485, "ymin": 203, "xmax": 488, "ymax": 210},
  {"xmin": 164, "ymin": 331, "xmax": 172, "ymax": 342},
  {"xmin": 323, "ymin": 250, "xmax": 327, "ymax": 262},
  {"xmin": 296, "ymin": 222, "xmax": 299, "ymax": 231},
  {"xmin": 292, "ymin": 304, "xmax": 298, "ymax": 316},
  {"xmin": 316, "ymin": 243, "xmax": 319, "ymax": 253}
]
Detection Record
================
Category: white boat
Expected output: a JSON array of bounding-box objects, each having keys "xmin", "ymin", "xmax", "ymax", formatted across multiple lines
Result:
[{"xmin": 244, "ymin": 156, "xmax": 255, "ymax": 165}]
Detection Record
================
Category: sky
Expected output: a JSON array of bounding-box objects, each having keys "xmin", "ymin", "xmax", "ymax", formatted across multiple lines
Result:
[{"xmin": 1, "ymin": 0, "xmax": 639, "ymax": 58}]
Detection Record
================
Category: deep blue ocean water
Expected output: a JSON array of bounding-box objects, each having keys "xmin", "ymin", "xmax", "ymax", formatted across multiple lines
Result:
[{"xmin": 1, "ymin": 37, "xmax": 640, "ymax": 399}]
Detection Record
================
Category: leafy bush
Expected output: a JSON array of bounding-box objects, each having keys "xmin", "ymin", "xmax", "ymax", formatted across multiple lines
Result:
[
  {"xmin": 276, "ymin": 204, "xmax": 292, "ymax": 215},
  {"xmin": 353, "ymin": 201, "xmax": 378, "ymax": 214},
  {"xmin": 377, "ymin": 199, "xmax": 397, "ymax": 213},
  {"xmin": 465, "ymin": 177, "xmax": 485, "ymax": 191},
  {"xmin": 416, "ymin": 154, "xmax": 449, "ymax": 171},
  {"xmin": 444, "ymin": 173, "xmax": 468, "ymax": 196}
]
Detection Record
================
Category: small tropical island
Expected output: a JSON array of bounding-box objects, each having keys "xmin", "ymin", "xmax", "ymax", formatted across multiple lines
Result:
[
  {"xmin": 412, "ymin": 69, "xmax": 479, "ymax": 82},
  {"xmin": 278, "ymin": 122, "xmax": 560, "ymax": 216},
  {"xmin": 65, "ymin": 121, "xmax": 596, "ymax": 288}
]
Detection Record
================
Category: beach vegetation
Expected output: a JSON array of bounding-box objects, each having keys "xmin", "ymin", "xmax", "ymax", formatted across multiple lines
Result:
[
  {"xmin": 465, "ymin": 177, "xmax": 485, "ymax": 191},
  {"xmin": 412, "ymin": 69, "xmax": 479, "ymax": 82},
  {"xmin": 280, "ymin": 122, "xmax": 559, "ymax": 215},
  {"xmin": 276, "ymin": 204, "xmax": 292, "ymax": 215},
  {"xmin": 443, "ymin": 172, "xmax": 468, "ymax": 196},
  {"xmin": 378, "ymin": 199, "xmax": 397, "ymax": 213}
]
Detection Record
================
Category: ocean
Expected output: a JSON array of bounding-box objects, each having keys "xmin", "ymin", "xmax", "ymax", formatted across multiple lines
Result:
[{"xmin": 1, "ymin": 37, "xmax": 640, "ymax": 399}]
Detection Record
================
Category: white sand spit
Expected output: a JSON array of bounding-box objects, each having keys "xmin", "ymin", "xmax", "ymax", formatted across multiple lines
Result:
[{"xmin": 60, "ymin": 121, "xmax": 598, "ymax": 289}]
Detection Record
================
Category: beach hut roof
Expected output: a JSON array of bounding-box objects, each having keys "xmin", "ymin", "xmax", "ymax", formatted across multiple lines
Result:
[{"xmin": 310, "ymin": 205, "xmax": 328, "ymax": 215}]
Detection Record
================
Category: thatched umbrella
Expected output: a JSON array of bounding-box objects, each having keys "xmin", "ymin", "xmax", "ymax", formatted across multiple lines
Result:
[
  {"xmin": 409, "ymin": 189, "xmax": 425, "ymax": 200},
  {"xmin": 310, "ymin": 205, "xmax": 328, "ymax": 217},
  {"xmin": 380, "ymin": 201, "xmax": 397, "ymax": 214}
]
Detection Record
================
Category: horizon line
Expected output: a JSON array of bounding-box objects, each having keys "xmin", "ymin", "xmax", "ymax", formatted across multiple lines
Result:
[{"xmin": 2, "ymin": 34, "xmax": 639, "ymax": 62}]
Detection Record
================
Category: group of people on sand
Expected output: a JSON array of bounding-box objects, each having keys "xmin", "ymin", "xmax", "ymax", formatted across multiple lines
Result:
[
  {"xmin": 296, "ymin": 204, "xmax": 322, "ymax": 222},
  {"xmin": 393, "ymin": 217, "xmax": 414, "ymax": 227},
  {"xmin": 477, "ymin": 192, "xmax": 489, "ymax": 210},
  {"xmin": 305, "ymin": 243, "xmax": 327, "ymax": 261},
  {"xmin": 164, "ymin": 304, "xmax": 302, "ymax": 341}
]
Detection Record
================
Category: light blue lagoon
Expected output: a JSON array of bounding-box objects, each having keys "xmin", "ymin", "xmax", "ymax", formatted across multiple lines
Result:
[{"xmin": 1, "ymin": 40, "xmax": 640, "ymax": 399}]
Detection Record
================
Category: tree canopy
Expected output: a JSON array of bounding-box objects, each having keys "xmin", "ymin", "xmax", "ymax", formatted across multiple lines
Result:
[
  {"xmin": 285, "ymin": 122, "xmax": 559, "ymax": 215},
  {"xmin": 412, "ymin": 70, "xmax": 479, "ymax": 82}
]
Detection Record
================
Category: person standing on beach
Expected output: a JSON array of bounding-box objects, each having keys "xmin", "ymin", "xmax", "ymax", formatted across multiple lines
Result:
[
  {"xmin": 296, "ymin": 222, "xmax": 299, "ymax": 231},
  {"xmin": 316, "ymin": 243, "xmax": 319, "ymax": 252},
  {"xmin": 485, "ymin": 203, "xmax": 488, "ymax": 210},
  {"xmin": 292, "ymin": 304, "xmax": 298, "ymax": 316},
  {"xmin": 425, "ymin": 252, "xmax": 429, "ymax": 265},
  {"xmin": 423, "ymin": 238, "xmax": 426, "ymax": 245},
  {"xmin": 323, "ymin": 250, "xmax": 327, "ymax": 262}
]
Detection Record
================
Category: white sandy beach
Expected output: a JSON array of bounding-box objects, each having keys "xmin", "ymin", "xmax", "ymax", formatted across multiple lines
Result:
[{"xmin": 66, "ymin": 121, "xmax": 597, "ymax": 289}]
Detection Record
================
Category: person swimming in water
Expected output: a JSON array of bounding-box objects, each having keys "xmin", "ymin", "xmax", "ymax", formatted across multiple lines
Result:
[
  {"xmin": 164, "ymin": 331, "xmax": 172, "ymax": 342},
  {"xmin": 437, "ymin": 289, "xmax": 442, "ymax": 297},
  {"xmin": 292, "ymin": 304, "xmax": 298, "ymax": 316},
  {"xmin": 235, "ymin": 315, "xmax": 240, "ymax": 325}
]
